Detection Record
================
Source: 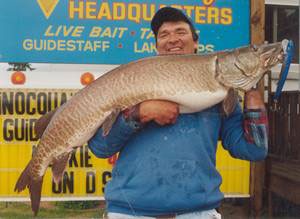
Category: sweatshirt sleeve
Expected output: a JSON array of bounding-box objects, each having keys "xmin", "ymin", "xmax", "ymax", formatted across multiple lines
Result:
[
  {"xmin": 87, "ymin": 111, "xmax": 143, "ymax": 158},
  {"xmin": 220, "ymin": 103, "xmax": 268, "ymax": 161}
]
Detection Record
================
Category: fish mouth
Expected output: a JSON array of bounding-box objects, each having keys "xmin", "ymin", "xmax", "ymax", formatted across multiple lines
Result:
[
  {"xmin": 258, "ymin": 40, "xmax": 285, "ymax": 68},
  {"xmin": 228, "ymin": 40, "xmax": 287, "ymax": 91}
]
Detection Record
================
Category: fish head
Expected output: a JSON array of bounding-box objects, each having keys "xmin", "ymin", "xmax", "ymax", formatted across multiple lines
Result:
[
  {"xmin": 218, "ymin": 41, "xmax": 285, "ymax": 91},
  {"xmin": 235, "ymin": 41, "xmax": 284, "ymax": 77}
]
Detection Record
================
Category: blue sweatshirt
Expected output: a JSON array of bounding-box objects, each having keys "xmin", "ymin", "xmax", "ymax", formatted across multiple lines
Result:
[{"xmin": 88, "ymin": 103, "xmax": 267, "ymax": 216}]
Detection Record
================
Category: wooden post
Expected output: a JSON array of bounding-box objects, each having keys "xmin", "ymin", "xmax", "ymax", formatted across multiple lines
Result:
[{"xmin": 250, "ymin": 0, "xmax": 266, "ymax": 217}]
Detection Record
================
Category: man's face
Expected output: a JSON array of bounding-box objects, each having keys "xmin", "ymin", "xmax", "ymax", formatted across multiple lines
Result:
[{"xmin": 156, "ymin": 21, "xmax": 198, "ymax": 55}]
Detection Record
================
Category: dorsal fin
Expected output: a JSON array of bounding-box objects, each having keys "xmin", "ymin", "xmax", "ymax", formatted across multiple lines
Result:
[
  {"xmin": 222, "ymin": 88, "xmax": 238, "ymax": 116},
  {"xmin": 102, "ymin": 108, "xmax": 122, "ymax": 136},
  {"xmin": 34, "ymin": 108, "xmax": 58, "ymax": 138}
]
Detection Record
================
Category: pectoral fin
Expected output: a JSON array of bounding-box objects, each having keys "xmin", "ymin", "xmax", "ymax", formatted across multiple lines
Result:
[
  {"xmin": 222, "ymin": 88, "xmax": 238, "ymax": 116},
  {"xmin": 34, "ymin": 108, "xmax": 58, "ymax": 138},
  {"xmin": 102, "ymin": 108, "xmax": 122, "ymax": 136},
  {"xmin": 51, "ymin": 152, "xmax": 72, "ymax": 184}
]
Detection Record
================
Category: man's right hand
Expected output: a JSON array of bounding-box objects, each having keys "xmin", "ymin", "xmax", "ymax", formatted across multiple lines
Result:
[{"xmin": 139, "ymin": 100, "xmax": 179, "ymax": 125}]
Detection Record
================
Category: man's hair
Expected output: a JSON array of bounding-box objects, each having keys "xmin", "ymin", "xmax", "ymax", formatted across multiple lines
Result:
[{"xmin": 151, "ymin": 7, "xmax": 199, "ymax": 42}]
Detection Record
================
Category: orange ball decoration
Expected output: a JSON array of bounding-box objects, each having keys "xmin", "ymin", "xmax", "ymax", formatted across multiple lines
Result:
[
  {"xmin": 80, "ymin": 72, "xmax": 95, "ymax": 86},
  {"xmin": 11, "ymin": 71, "xmax": 26, "ymax": 85}
]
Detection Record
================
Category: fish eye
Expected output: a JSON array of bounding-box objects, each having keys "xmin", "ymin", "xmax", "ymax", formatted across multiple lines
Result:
[{"xmin": 251, "ymin": 44, "xmax": 258, "ymax": 51}]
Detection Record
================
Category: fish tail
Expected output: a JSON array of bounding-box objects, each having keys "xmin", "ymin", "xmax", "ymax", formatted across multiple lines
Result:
[{"xmin": 14, "ymin": 162, "xmax": 44, "ymax": 216}]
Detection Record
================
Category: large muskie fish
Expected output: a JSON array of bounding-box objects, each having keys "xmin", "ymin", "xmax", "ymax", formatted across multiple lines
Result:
[{"xmin": 15, "ymin": 41, "xmax": 284, "ymax": 215}]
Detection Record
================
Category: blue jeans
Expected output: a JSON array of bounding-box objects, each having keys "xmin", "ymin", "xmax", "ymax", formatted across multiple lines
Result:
[{"xmin": 106, "ymin": 209, "xmax": 221, "ymax": 219}]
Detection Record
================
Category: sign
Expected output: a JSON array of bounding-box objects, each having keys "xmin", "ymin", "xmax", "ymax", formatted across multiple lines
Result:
[
  {"xmin": 0, "ymin": 89, "xmax": 116, "ymax": 200},
  {"xmin": 0, "ymin": 0, "xmax": 250, "ymax": 64},
  {"xmin": 0, "ymin": 89, "xmax": 250, "ymax": 200}
]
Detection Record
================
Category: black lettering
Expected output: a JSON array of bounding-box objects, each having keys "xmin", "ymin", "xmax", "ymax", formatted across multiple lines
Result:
[
  {"xmin": 3, "ymin": 118, "xmax": 38, "ymax": 142},
  {"xmin": 47, "ymin": 92, "xmax": 52, "ymax": 112},
  {"xmin": 52, "ymin": 179, "xmax": 62, "ymax": 193},
  {"xmin": 69, "ymin": 150, "xmax": 79, "ymax": 167},
  {"xmin": 84, "ymin": 147, "xmax": 93, "ymax": 167},
  {"xmin": 52, "ymin": 172, "xmax": 74, "ymax": 194},
  {"xmin": 77, "ymin": 146, "xmax": 93, "ymax": 167},
  {"xmin": 102, "ymin": 171, "xmax": 112, "ymax": 193},
  {"xmin": 25, "ymin": 119, "xmax": 29, "ymax": 141},
  {"xmin": 80, "ymin": 147, "xmax": 84, "ymax": 167},
  {"xmin": 1, "ymin": 91, "xmax": 74, "ymax": 116},
  {"xmin": 60, "ymin": 93, "xmax": 68, "ymax": 106},
  {"xmin": 54, "ymin": 92, "xmax": 59, "ymax": 108},
  {"xmin": 63, "ymin": 171, "xmax": 74, "ymax": 193},
  {"xmin": 86, "ymin": 171, "xmax": 95, "ymax": 193},
  {"xmin": 3, "ymin": 119, "xmax": 14, "ymax": 141},
  {"xmin": 37, "ymin": 92, "xmax": 47, "ymax": 114},
  {"xmin": 30, "ymin": 119, "xmax": 38, "ymax": 141},
  {"xmin": 15, "ymin": 92, "xmax": 25, "ymax": 115},
  {"xmin": 14, "ymin": 118, "xmax": 25, "ymax": 141},
  {"xmin": 0, "ymin": 92, "xmax": 14, "ymax": 115},
  {"xmin": 26, "ymin": 92, "xmax": 36, "ymax": 115}
]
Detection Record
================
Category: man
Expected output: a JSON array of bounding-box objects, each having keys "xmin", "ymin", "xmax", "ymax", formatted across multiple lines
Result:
[{"xmin": 88, "ymin": 7, "xmax": 268, "ymax": 219}]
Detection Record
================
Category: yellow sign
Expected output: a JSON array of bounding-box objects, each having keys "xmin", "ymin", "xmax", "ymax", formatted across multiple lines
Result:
[
  {"xmin": 0, "ymin": 88, "xmax": 250, "ymax": 200},
  {"xmin": 0, "ymin": 89, "xmax": 114, "ymax": 200}
]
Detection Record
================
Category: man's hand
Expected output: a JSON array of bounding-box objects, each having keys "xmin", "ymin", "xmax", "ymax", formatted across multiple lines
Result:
[
  {"xmin": 139, "ymin": 100, "xmax": 179, "ymax": 125},
  {"xmin": 244, "ymin": 89, "xmax": 266, "ymax": 110}
]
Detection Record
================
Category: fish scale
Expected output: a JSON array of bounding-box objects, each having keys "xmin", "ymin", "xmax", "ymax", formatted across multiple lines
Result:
[{"xmin": 15, "ymin": 41, "xmax": 284, "ymax": 216}]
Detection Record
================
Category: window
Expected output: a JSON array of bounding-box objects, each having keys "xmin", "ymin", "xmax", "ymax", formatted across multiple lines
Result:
[{"xmin": 265, "ymin": 4, "xmax": 299, "ymax": 63}]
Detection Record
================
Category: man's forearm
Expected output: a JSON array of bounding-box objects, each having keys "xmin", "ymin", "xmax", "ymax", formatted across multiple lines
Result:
[
  {"xmin": 88, "ymin": 106, "xmax": 143, "ymax": 158},
  {"xmin": 243, "ymin": 109, "xmax": 268, "ymax": 150}
]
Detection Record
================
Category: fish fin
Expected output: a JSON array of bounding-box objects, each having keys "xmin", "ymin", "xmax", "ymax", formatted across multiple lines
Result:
[
  {"xmin": 35, "ymin": 108, "xmax": 58, "ymax": 138},
  {"xmin": 14, "ymin": 162, "xmax": 43, "ymax": 216},
  {"xmin": 222, "ymin": 88, "xmax": 238, "ymax": 116},
  {"xmin": 14, "ymin": 162, "xmax": 31, "ymax": 193},
  {"xmin": 29, "ymin": 177, "xmax": 43, "ymax": 216},
  {"xmin": 102, "ymin": 108, "xmax": 122, "ymax": 136},
  {"xmin": 52, "ymin": 152, "xmax": 72, "ymax": 184}
]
